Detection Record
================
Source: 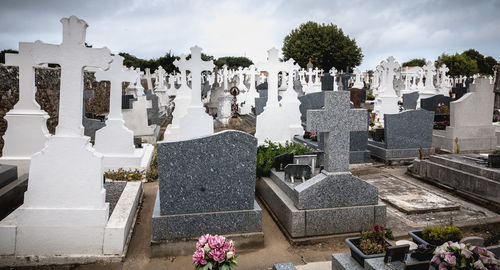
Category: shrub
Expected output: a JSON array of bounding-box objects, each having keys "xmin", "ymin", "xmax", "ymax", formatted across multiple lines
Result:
[
  {"xmin": 359, "ymin": 225, "xmax": 393, "ymax": 255},
  {"xmin": 256, "ymin": 141, "xmax": 310, "ymax": 177},
  {"xmin": 366, "ymin": 93, "xmax": 375, "ymax": 100},
  {"xmin": 104, "ymin": 168, "xmax": 144, "ymax": 181},
  {"xmin": 422, "ymin": 225, "xmax": 463, "ymax": 246}
]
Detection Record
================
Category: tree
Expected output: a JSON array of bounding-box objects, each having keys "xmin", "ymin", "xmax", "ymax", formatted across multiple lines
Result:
[
  {"xmin": 402, "ymin": 58, "xmax": 426, "ymax": 67},
  {"xmin": 436, "ymin": 53, "xmax": 479, "ymax": 77},
  {"xmin": 0, "ymin": 49, "xmax": 18, "ymax": 64},
  {"xmin": 118, "ymin": 52, "xmax": 179, "ymax": 73},
  {"xmin": 214, "ymin": 56, "xmax": 253, "ymax": 69},
  {"xmin": 484, "ymin": 56, "xmax": 498, "ymax": 75},
  {"xmin": 282, "ymin": 21, "xmax": 363, "ymax": 72}
]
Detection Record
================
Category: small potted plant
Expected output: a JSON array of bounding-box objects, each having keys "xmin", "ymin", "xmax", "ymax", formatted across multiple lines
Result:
[
  {"xmin": 345, "ymin": 225, "xmax": 394, "ymax": 266},
  {"xmin": 193, "ymin": 234, "xmax": 238, "ymax": 270},
  {"xmin": 409, "ymin": 225, "xmax": 462, "ymax": 247},
  {"xmin": 411, "ymin": 244, "xmax": 435, "ymax": 261},
  {"xmin": 430, "ymin": 241, "xmax": 499, "ymax": 269},
  {"xmin": 488, "ymin": 149, "xmax": 500, "ymax": 168}
]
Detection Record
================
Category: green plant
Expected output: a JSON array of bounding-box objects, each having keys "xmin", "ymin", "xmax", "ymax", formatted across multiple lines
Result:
[
  {"xmin": 366, "ymin": 93, "xmax": 375, "ymax": 101},
  {"xmin": 492, "ymin": 149, "xmax": 500, "ymax": 155},
  {"xmin": 104, "ymin": 168, "xmax": 144, "ymax": 181},
  {"xmin": 422, "ymin": 225, "xmax": 463, "ymax": 246},
  {"xmin": 359, "ymin": 225, "xmax": 393, "ymax": 255},
  {"xmin": 146, "ymin": 147, "xmax": 158, "ymax": 182},
  {"xmin": 256, "ymin": 141, "xmax": 311, "ymax": 177},
  {"xmin": 359, "ymin": 238, "xmax": 385, "ymax": 255}
]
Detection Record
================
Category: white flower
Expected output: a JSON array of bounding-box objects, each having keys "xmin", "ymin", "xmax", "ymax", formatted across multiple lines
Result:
[
  {"xmin": 227, "ymin": 251, "xmax": 234, "ymax": 259},
  {"xmin": 450, "ymin": 242, "xmax": 461, "ymax": 249},
  {"xmin": 204, "ymin": 243, "xmax": 210, "ymax": 252}
]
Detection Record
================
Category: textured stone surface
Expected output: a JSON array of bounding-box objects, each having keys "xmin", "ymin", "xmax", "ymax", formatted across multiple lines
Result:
[
  {"xmin": 0, "ymin": 164, "xmax": 17, "ymax": 189},
  {"xmin": 305, "ymin": 205, "xmax": 377, "ymax": 235},
  {"xmin": 402, "ymin": 91, "xmax": 419, "ymax": 110},
  {"xmin": 272, "ymin": 262, "xmax": 296, "ymax": 270},
  {"xmin": 104, "ymin": 181, "xmax": 127, "ymax": 218},
  {"xmin": 331, "ymin": 253, "xmax": 364, "ymax": 270},
  {"xmin": 144, "ymin": 89, "xmax": 165, "ymax": 125},
  {"xmin": 307, "ymin": 91, "xmax": 368, "ymax": 172},
  {"xmin": 384, "ymin": 109, "xmax": 434, "ymax": 149},
  {"xmin": 294, "ymin": 171, "xmax": 379, "ymax": 209},
  {"xmin": 420, "ymin": 94, "xmax": 451, "ymax": 112},
  {"xmin": 157, "ymin": 130, "xmax": 257, "ymax": 215},
  {"xmin": 460, "ymin": 236, "xmax": 485, "ymax": 247},
  {"xmin": 298, "ymin": 92, "xmax": 324, "ymax": 124},
  {"xmin": 321, "ymin": 74, "xmax": 334, "ymax": 91}
]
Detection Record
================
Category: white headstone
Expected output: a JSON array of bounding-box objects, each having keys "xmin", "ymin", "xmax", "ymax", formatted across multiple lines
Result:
[
  {"xmin": 144, "ymin": 67, "xmax": 154, "ymax": 90},
  {"xmin": 352, "ymin": 68, "xmax": 364, "ymax": 88}
]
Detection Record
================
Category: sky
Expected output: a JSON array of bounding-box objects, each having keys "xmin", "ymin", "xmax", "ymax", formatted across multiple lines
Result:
[{"xmin": 0, "ymin": 0, "xmax": 499, "ymax": 70}]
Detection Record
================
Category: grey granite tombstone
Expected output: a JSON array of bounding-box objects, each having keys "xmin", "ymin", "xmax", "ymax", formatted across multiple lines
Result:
[
  {"xmin": 452, "ymin": 84, "xmax": 467, "ymax": 100},
  {"xmin": 272, "ymin": 263, "xmax": 297, "ymax": 270},
  {"xmin": 420, "ymin": 94, "xmax": 451, "ymax": 112},
  {"xmin": 256, "ymin": 82, "xmax": 267, "ymax": 90},
  {"xmin": 307, "ymin": 91, "xmax": 368, "ymax": 172},
  {"xmin": 144, "ymin": 89, "xmax": 166, "ymax": 125},
  {"xmin": 0, "ymin": 163, "xmax": 28, "ymax": 220},
  {"xmin": 321, "ymin": 73, "xmax": 334, "ymax": 91},
  {"xmin": 494, "ymin": 64, "xmax": 500, "ymax": 110},
  {"xmin": 152, "ymin": 130, "xmax": 263, "ymax": 254},
  {"xmin": 297, "ymin": 92, "xmax": 370, "ymax": 163},
  {"xmin": 257, "ymin": 91, "xmax": 385, "ymax": 240},
  {"xmin": 122, "ymin": 95, "xmax": 135, "ymax": 109},
  {"xmin": 402, "ymin": 91, "xmax": 419, "ymax": 110},
  {"xmin": 82, "ymin": 89, "xmax": 105, "ymax": 141},
  {"xmin": 367, "ymin": 109, "xmax": 434, "ymax": 162}
]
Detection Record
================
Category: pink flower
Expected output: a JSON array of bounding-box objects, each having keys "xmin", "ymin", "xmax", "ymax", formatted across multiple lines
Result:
[
  {"xmin": 443, "ymin": 253, "xmax": 456, "ymax": 266},
  {"xmin": 461, "ymin": 248, "xmax": 473, "ymax": 258},
  {"xmin": 197, "ymin": 234, "xmax": 210, "ymax": 249},
  {"xmin": 430, "ymin": 255, "xmax": 441, "ymax": 265},
  {"xmin": 209, "ymin": 248, "xmax": 226, "ymax": 263},
  {"xmin": 192, "ymin": 248, "xmax": 207, "ymax": 266},
  {"xmin": 208, "ymin": 235, "xmax": 226, "ymax": 249}
]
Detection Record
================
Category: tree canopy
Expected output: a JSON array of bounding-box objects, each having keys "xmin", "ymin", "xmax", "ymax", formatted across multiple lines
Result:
[
  {"xmin": 119, "ymin": 52, "xmax": 179, "ymax": 73},
  {"xmin": 214, "ymin": 56, "xmax": 253, "ymax": 69},
  {"xmin": 436, "ymin": 53, "xmax": 479, "ymax": 77},
  {"xmin": 402, "ymin": 58, "xmax": 426, "ymax": 67},
  {"xmin": 282, "ymin": 21, "xmax": 363, "ymax": 72}
]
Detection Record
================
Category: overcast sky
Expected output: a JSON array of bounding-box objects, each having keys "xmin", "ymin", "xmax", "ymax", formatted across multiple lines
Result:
[{"xmin": 1, "ymin": 0, "xmax": 499, "ymax": 70}]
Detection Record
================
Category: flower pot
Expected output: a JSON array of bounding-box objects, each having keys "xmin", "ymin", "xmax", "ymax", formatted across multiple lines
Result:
[
  {"xmin": 488, "ymin": 154, "xmax": 500, "ymax": 168},
  {"xmin": 345, "ymin": 237, "xmax": 393, "ymax": 266},
  {"xmin": 373, "ymin": 128, "xmax": 384, "ymax": 142},
  {"xmin": 408, "ymin": 230, "xmax": 431, "ymax": 246}
]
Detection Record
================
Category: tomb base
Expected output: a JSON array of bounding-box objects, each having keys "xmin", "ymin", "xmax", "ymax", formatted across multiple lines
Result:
[
  {"xmin": 408, "ymin": 154, "xmax": 500, "ymax": 210},
  {"xmin": 367, "ymin": 139, "xmax": 431, "ymax": 164},
  {"xmin": 432, "ymin": 126, "xmax": 497, "ymax": 153},
  {"xmin": 0, "ymin": 110, "xmax": 50, "ymax": 176},
  {"xmin": 102, "ymin": 143, "xmax": 154, "ymax": 171},
  {"xmin": 0, "ymin": 181, "xmax": 142, "ymax": 266},
  {"xmin": 293, "ymin": 135, "xmax": 371, "ymax": 164},
  {"xmin": 151, "ymin": 190, "xmax": 263, "ymax": 256},
  {"xmin": 256, "ymin": 170, "xmax": 386, "ymax": 242}
]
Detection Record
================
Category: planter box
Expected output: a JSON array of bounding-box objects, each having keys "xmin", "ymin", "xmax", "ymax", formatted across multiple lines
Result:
[
  {"xmin": 345, "ymin": 237, "xmax": 393, "ymax": 266},
  {"xmin": 408, "ymin": 230, "xmax": 431, "ymax": 246}
]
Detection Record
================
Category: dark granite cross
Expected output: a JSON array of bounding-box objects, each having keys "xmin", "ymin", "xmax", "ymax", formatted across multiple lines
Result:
[{"xmin": 306, "ymin": 91, "xmax": 368, "ymax": 172}]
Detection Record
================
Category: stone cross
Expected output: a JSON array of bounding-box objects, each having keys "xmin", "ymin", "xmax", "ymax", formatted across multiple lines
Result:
[
  {"xmin": 306, "ymin": 67, "xmax": 314, "ymax": 85},
  {"xmin": 5, "ymin": 42, "xmax": 41, "ymax": 111},
  {"xmin": 307, "ymin": 91, "xmax": 368, "ymax": 172},
  {"xmin": 282, "ymin": 59, "xmax": 300, "ymax": 101},
  {"xmin": 181, "ymin": 46, "xmax": 214, "ymax": 107},
  {"xmin": 31, "ymin": 15, "xmax": 112, "ymax": 137},
  {"xmin": 380, "ymin": 56, "xmax": 400, "ymax": 96},
  {"xmin": 134, "ymin": 67, "xmax": 145, "ymax": 95},
  {"xmin": 423, "ymin": 61, "xmax": 436, "ymax": 90},
  {"xmin": 94, "ymin": 55, "xmax": 136, "ymax": 120},
  {"xmin": 222, "ymin": 65, "xmax": 229, "ymax": 91},
  {"xmin": 155, "ymin": 66, "xmax": 167, "ymax": 90},
  {"xmin": 245, "ymin": 64, "xmax": 259, "ymax": 93},
  {"xmin": 257, "ymin": 47, "xmax": 288, "ymax": 109},
  {"xmin": 329, "ymin": 67, "xmax": 338, "ymax": 91},
  {"xmin": 438, "ymin": 64, "xmax": 449, "ymax": 85},
  {"xmin": 174, "ymin": 53, "xmax": 189, "ymax": 89},
  {"xmin": 144, "ymin": 68, "xmax": 154, "ymax": 90},
  {"xmin": 236, "ymin": 66, "xmax": 247, "ymax": 91}
]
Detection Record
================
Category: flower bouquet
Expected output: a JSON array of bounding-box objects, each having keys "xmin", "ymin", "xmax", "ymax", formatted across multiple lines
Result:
[
  {"xmin": 193, "ymin": 234, "xmax": 238, "ymax": 270},
  {"xmin": 430, "ymin": 241, "xmax": 499, "ymax": 270}
]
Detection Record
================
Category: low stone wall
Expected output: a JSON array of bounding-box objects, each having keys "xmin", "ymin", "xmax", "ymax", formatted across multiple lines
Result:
[{"xmin": 0, "ymin": 65, "xmax": 137, "ymax": 155}]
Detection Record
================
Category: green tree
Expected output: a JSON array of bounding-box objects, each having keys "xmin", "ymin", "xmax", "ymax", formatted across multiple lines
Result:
[
  {"xmin": 402, "ymin": 58, "xmax": 426, "ymax": 67},
  {"xmin": 484, "ymin": 56, "xmax": 497, "ymax": 75},
  {"xmin": 0, "ymin": 49, "xmax": 18, "ymax": 64},
  {"xmin": 282, "ymin": 21, "xmax": 363, "ymax": 72},
  {"xmin": 118, "ymin": 52, "xmax": 179, "ymax": 73},
  {"xmin": 462, "ymin": 49, "xmax": 486, "ymax": 74},
  {"xmin": 436, "ymin": 53, "xmax": 479, "ymax": 77},
  {"xmin": 214, "ymin": 56, "xmax": 253, "ymax": 69}
]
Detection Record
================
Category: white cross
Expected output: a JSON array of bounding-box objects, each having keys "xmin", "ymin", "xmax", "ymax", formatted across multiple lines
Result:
[
  {"xmin": 256, "ymin": 47, "xmax": 289, "ymax": 109},
  {"xmin": 31, "ymin": 16, "xmax": 112, "ymax": 137},
  {"xmin": 174, "ymin": 54, "xmax": 190, "ymax": 89},
  {"xmin": 95, "ymin": 55, "xmax": 136, "ymax": 120},
  {"xmin": 5, "ymin": 42, "xmax": 41, "ymax": 111},
  {"xmin": 144, "ymin": 68, "xmax": 154, "ymax": 90}
]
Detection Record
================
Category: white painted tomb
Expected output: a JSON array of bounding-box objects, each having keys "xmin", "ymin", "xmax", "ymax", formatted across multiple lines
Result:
[
  {"xmin": 373, "ymin": 56, "xmax": 400, "ymax": 124},
  {"xmin": 419, "ymin": 61, "xmax": 439, "ymax": 99},
  {"xmin": 94, "ymin": 55, "xmax": 153, "ymax": 171},
  {"xmin": 0, "ymin": 16, "xmax": 142, "ymax": 265},
  {"xmin": 433, "ymin": 77, "xmax": 496, "ymax": 153},
  {"xmin": 122, "ymin": 91, "xmax": 158, "ymax": 143},
  {"xmin": 0, "ymin": 42, "xmax": 50, "ymax": 176},
  {"xmin": 255, "ymin": 48, "xmax": 303, "ymax": 144},
  {"xmin": 241, "ymin": 64, "xmax": 260, "ymax": 114}
]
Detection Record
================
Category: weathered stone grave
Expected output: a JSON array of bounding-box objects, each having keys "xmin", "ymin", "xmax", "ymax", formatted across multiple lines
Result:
[
  {"xmin": 152, "ymin": 130, "xmax": 263, "ymax": 256},
  {"xmin": 257, "ymin": 91, "xmax": 385, "ymax": 241},
  {"xmin": 402, "ymin": 91, "xmax": 419, "ymax": 110},
  {"xmin": 368, "ymin": 109, "xmax": 434, "ymax": 163}
]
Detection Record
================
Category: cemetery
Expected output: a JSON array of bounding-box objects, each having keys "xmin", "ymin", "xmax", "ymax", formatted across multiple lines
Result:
[{"xmin": 0, "ymin": 6, "xmax": 499, "ymax": 270}]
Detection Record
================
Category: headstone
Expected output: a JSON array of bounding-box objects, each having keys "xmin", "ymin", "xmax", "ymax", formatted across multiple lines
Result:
[
  {"xmin": 241, "ymin": 65, "xmax": 260, "ymax": 114},
  {"xmin": 94, "ymin": 55, "xmax": 153, "ymax": 171},
  {"xmin": 152, "ymin": 131, "xmax": 262, "ymax": 253},
  {"xmin": 373, "ymin": 57, "xmax": 400, "ymax": 123},
  {"xmin": 8, "ymin": 15, "xmax": 112, "ymax": 256},
  {"xmin": 144, "ymin": 68, "xmax": 154, "ymax": 90},
  {"xmin": 321, "ymin": 73, "xmax": 334, "ymax": 91},
  {"xmin": 452, "ymin": 83, "xmax": 467, "ymax": 100},
  {"xmin": 0, "ymin": 42, "xmax": 51, "ymax": 176},
  {"xmin": 307, "ymin": 91, "xmax": 368, "ymax": 172},
  {"xmin": 402, "ymin": 91, "xmax": 419, "ymax": 110},
  {"xmin": 420, "ymin": 94, "xmax": 451, "ymax": 112},
  {"xmin": 144, "ymin": 89, "xmax": 166, "ymax": 125},
  {"xmin": 493, "ymin": 63, "xmax": 500, "ymax": 110},
  {"xmin": 432, "ymin": 78, "xmax": 496, "ymax": 152},
  {"xmin": 122, "ymin": 95, "xmax": 135, "ymax": 109}
]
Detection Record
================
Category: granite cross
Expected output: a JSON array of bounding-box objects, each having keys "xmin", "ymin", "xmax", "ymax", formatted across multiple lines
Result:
[
  {"xmin": 94, "ymin": 55, "xmax": 136, "ymax": 121},
  {"xmin": 307, "ymin": 91, "xmax": 368, "ymax": 172},
  {"xmin": 257, "ymin": 47, "xmax": 288, "ymax": 109},
  {"xmin": 5, "ymin": 42, "xmax": 40, "ymax": 111},
  {"xmin": 31, "ymin": 15, "xmax": 112, "ymax": 137}
]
